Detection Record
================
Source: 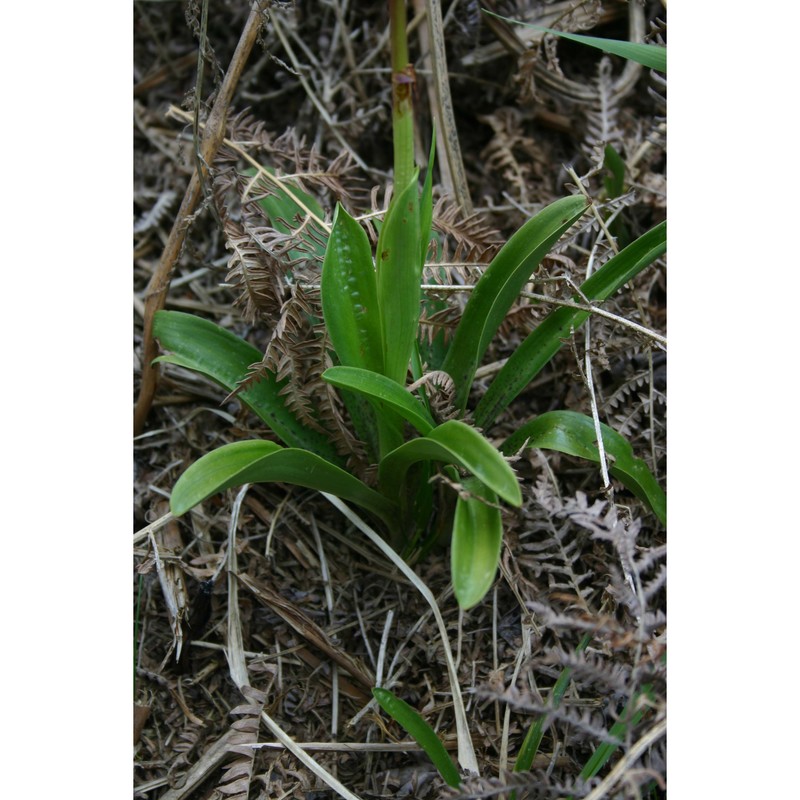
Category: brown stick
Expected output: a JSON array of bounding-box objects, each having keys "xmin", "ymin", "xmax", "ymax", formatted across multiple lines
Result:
[
  {"xmin": 134, "ymin": 1, "xmax": 269, "ymax": 435},
  {"xmin": 414, "ymin": 0, "xmax": 473, "ymax": 215}
]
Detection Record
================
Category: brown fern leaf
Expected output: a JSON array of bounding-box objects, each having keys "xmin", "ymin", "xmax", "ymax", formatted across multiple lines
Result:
[
  {"xmin": 599, "ymin": 349, "xmax": 666, "ymax": 458},
  {"xmin": 408, "ymin": 371, "xmax": 457, "ymax": 424},
  {"xmin": 219, "ymin": 110, "xmax": 362, "ymax": 207},
  {"xmin": 134, "ymin": 189, "xmax": 177, "ymax": 234},
  {"xmin": 306, "ymin": 310, "xmax": 374, "ymax": 470},
  {"xmin": 418, "ymin": 302, "xmax": 462, "ymax": 348},
  {"xmin": 207, "ymin": 112, "xmax": 378, "ymax": 462},
  {"xmin": 478, "ymin": 108, "xmax": 536, "ymax": 205},
  {"xmin": 430, "ymin": 196, "xmax": 502, "ymax": 264},
  {"xmin": 210, "ymin": 164, "xmax": 289, "ymax": 325},
  {"xmin": 580, "ymin": 57, "xmax": 625, "ymax": 179},
  {"xmin": 217, "ymin": 685, "xmax": 266, "ymax": 800},
  {"xmin": 233, "ymin": 285, "xmax": 371, "ymax": 470}
]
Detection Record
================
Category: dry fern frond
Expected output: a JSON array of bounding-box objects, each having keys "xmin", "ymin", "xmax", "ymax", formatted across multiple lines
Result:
[
  {"xmin": 203, "ymin": 121, "xmax": 376, "ymax": 460},
  {"xmin": 220, "ymin": 110, "xmax": 362, "ymax": 207},
  {"xmin": 519, "ymin": 515, "xmax": 598, "ymax": 611},
  {"xmin": 232, "ymin": 284, "xmax": 372, "ymax": 468},
  {"xmin": 430, "ymin": 196, "xmax": 503, "ymax": 264},
  {"xmin": 218, "ymin": 685, "xmax": 266, "ymax": 800},
  {"xmin": 544, "ymin": 492, "xmax": 666, "ymax": 636},
  {"xmin": 209, "ymin": 162, "xmax": 287, "ymax": 324},
  {"xmin": 581, "ymin": 57, "xmax": 625, "ymax": 178},
  {"xmin": 477, "ymin": 108, "xmax": 552, "ymax": 206},
  {"xmin": 408, "ymin": 370, "xmax": 458, "ymax": 424},
  {"xmin": 600, "ymin": 349, "xmax": 666, "ymax": 456},
  {"xmin": 489, "ymin": 684, "xmax": 633, "ymax": 746},
  {"xmin": 134, "ymin": 189, "xmax": 178, "ymax": 234}
]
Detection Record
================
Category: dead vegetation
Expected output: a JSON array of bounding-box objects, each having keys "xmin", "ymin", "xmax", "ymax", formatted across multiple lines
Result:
[{"xmin": 134, "ymin": 1, "xmax": 666, "ymax": 797}]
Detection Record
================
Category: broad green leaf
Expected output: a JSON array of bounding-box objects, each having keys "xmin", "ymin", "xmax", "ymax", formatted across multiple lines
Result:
[
  {"xmin": 340, "ymin": 390, "xmax": 382, "ymax": 463},
  {"xmin": 321, "ymin": 204, "xmax": 384, "ymax": 374},
  {"xmin": 372, "ymin": 687, "xmax": 461, "ymax": 788},
  {"xmin": 379, "ymin": 419, "xmax": 521, "ymax": 507},
  {"xmin": 376, "ymin": 170, "xmax": 421, "ymax": 384},
  {"xmin": 475, "ymin": 221, "xmax": 666, "ymax": 429},
  {"xmin": 442, "ymin": 195, "xmax": 588, "ymax": 411},
  {"xmin": 170, "ymin": 439, "xmax": 398, "ymax": 532},
  {"xmin": 322, "ymin": 366, "xmax": 436, "ymax": 435},
  {"xmin": 152, "ymin": 310, "xmax": 341, "ymax": 465},
  {"xmin": 451, "ymin": 478, "xmax": 503, "ymax": 610},
  {"xmin": 318, "ymin": 205, "xmax": 386, "ymax": 459},
  {"xmin": 482, "ymin": 10, "xmax": 666, "ymax": 73},
  {"xmin": 401, "ymin": 460, "xmax": 436, "ymax": 555},
  {"xmin": 501, "ymin": 410, "xmax": 665, "ymax": 526}
]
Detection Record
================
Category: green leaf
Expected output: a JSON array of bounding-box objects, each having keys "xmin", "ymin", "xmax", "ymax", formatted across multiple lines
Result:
[
  {"xmin": 442, "ymin": 195, "xmax": 588, "ymax": 411},
  {"xmin": 512, "ymin": 634, "xmax": 591, "ymax": 786},
  {"xmin": 322, "ymin": 366, "xmax": 436, "ymax": 435},
  {"xmin": 321, "ymin": 204, "xmax": 384, "ymax": 374},
  {"xmin": 244, "ymin": 166, "xmax": 328, "ymax": 260},
  {"xmin": 169, "ymin": 439, "xmax": 398, "ymax": 531},
  {"xmin": 501, "ymin": 410, "xmax": 665, "ymax": 526},
  {"xmin": 451, "ymin": 478, "xmax": 503, "ymax": 610},
  {"xmin": 152, "ymin": 311, "xmax": 342, "ymax": 464},
  {"xmin": 379, "ymin": 419, "xmax": 521, "ymax": 507},
  {"xmin": 376, "ymin": 170, "xmax": 422, "ymax": 384},
  {"xmin": 482, "ymin": 10, "xmax": 666, "ymax": 73},
  {"xmin": 603, "ymin": 143, "xmax": 626, "ymax": 199},
  {"xmin": 372, "ymin": 687, "xmax": 461, "ymax": 788},
  {"xmin": 419, "ymin": 127, "xmax": 436, "ymax": 268},
  {"xmin": 579, "ymin": 684, "xmax": 655, "ymax": 782},
  {"xmin": 475, "ymin": 220, "xmax": 666, "ymax": 429}
]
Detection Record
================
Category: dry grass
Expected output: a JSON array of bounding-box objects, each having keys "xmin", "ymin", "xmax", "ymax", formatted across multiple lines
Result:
[{"xmin": 134, "ymin": 2, "xmax": 666, "ymax": 797}]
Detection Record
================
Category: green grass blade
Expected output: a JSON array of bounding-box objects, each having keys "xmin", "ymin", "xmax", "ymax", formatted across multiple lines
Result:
[
  {"xmin": 482, "ymin": 10, "xmax": 666, "ymax": 73},
  {"xmin": 513, "ymin": 634, "xmax": 591, "ymax": 777},
  {"xmin": 451, "ymin": 478, "xmax": 503, "ymax": 609},
  {"xmin": 372, "ymin": 687, "xmax": 461, "ymax": 788},
  {"xmin": 152, "ymin": 310, "xmax": 341, "ymax": 464},
  {"xmin": 322, "ymin": 366, "xmax": 436, "ymax": 435},
  {"xmin": 419, "ymin": 127, "xmax": 436, "ymax": 267},
  {"xmin": 603, "ymin": 144, "xmax": 626, "ymax": 199},
  {"xmin": 501, "ymin": 410, "xmax": 665, "ymax": 525},
  {"xmin": 321, "ymin": 204, "xmax": 384, "ymax": 374},
  {"xmin": 579, "ymin": 684, "xmax": 655, "ymax": 783},
  {"xmin": 442, "ymin": 196, "xmax": 588, "ymax": 411},
  {"xmin": 169, "ymin": 439, "xmax": 398, "ymax": 531},
  {"xmin": 475, "ymin": 220, "xmax": 666, "ymax": 429},
  {"xmin": 379, "ymin": 419, "xmax": 522, "ymax": 507},
  {"xmin": 376, "ymin": 171, "xmax": 422, "ymax": 384}
]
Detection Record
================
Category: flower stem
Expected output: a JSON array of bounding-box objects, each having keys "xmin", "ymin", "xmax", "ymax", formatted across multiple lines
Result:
[{"xmin": 389, "ymin": 0, "xmax": 415, "ymax": 192}]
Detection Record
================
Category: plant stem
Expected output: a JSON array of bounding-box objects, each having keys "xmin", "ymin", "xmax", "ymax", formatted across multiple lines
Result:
[
  {"xmin": 389, "ymin": 0, "xmax": 415, "ymax": 192},
  {"xmin": 134, "ymin": 572, "xmax": 143, "ymax": 697}
]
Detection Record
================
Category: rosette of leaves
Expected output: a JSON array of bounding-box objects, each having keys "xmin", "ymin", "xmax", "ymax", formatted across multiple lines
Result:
[{"xmin": 153, "ymin": 3, "xmax": 666, "ymax": 611}]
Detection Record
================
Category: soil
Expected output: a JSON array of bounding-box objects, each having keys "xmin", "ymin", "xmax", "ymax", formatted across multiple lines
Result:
[{"xmin": 134, "ymin": 2, "xmax": 666, "ymax": 798}]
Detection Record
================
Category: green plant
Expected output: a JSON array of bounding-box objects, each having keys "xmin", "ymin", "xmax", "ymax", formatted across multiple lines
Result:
[
  {"xmin": 372, "ymin": 637, "xmax": 657, "ymax": 793},
  {"xmin": 372, "ymin": 686, "xmax": 461, "ymax": 788},
  {"xmin": 481, "ymin": 9, "xmax": 666, "ymax": 74},
  {"xmin": 512, "ymin": 634, "xmax": 592, "ymax": 778},
  {"xmin": 153, "ymin": 1, "xmax": 665, "ymax": 611}
]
